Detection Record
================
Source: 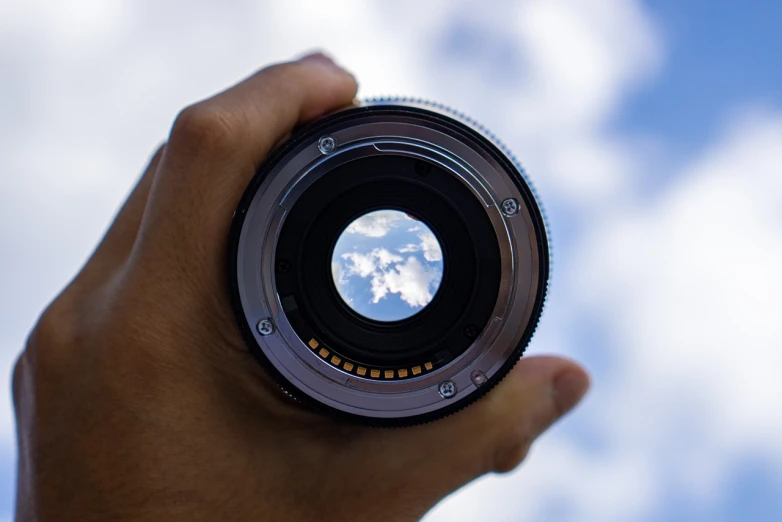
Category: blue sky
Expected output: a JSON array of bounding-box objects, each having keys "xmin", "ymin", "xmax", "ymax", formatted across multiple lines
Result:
[
  {"xmin": 1, "ymin": 1, "xmax": 781, "ymax": 520},
  {"xmin": 331, "ymin": 210, "xmax": 444, "ymax": 322},
  {"xmin": 619, "ymin": 1, "xmax": 782, "ymax": 160}
]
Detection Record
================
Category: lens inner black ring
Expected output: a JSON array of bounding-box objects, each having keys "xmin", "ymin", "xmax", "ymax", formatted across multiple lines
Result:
[{"xmin": 274, "ymin": 154, "xmax": 501, "ymax": 370}]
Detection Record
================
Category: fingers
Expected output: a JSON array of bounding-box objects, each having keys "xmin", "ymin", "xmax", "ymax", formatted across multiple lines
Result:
[
  {"xmin": 73, "ymin": 144, "xmax": 165, "ymax": 286},
  {"xmin": 165, "ymin": 52, "xmax": 356, "ymax": 171},
  {"xmin": 136, "ymin": 54, "xmax": 358, "ymax": 273},
  {"xmin": 376, "ymin": 356, "xmax": 590, "ymax": 507}
]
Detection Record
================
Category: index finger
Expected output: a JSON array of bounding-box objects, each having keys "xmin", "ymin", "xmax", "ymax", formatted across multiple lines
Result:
[{"xmin": 136, "ymin": 53, "xmax": 358, "ymax": 272}]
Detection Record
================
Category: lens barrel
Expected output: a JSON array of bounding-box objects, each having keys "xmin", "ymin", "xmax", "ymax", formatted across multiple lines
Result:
[{"xmin": 228, "ymin": 99, "xmax": 549, "ymax": 426}]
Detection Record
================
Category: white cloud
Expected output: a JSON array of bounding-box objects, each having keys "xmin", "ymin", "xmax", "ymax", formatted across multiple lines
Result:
[
  {"xmin": 340, "ymin": 250, "xmax": 440, "ymax": 309},
  {"xmin": 418, "ymin": 230, "xmax": 443, "ymax": 262},
  {"xmin": 430, "ymin": 112, "xmax": 782, "ymax": 522},
  {"xmin": 3, "ymin": 1, "xmax": 780, "ymax": 522},
  {"xmin": 576, "ymin": 111, "xmax": 782, "ymax": 506},
  {"xmin": 330, "ymin": 261, "xmax": 344, "ymax": 286},
  {"xmin": 397, "ymin": 231, "xmax": 443, "ymax": 262},
  {"xmin": 345, "ymin": 210, "xmax": 411, "ymax": 238},
  {"xmin": 342, "ymin": 250, "xmax": 383, "ymax": 278},
  {"xmin": 342, "ymin": 248, "xmax": 403, "ymax": 277},
  {"xmin": 331, "ymin": 260, "xmax": 353, "ymax": 306},
  {"xmin": 415, "ymin": 0, "xmax": 661, "ymax": 207},
  {"xmin": 372, "ymin": 256, "xmax": 440, "ymax": 308},
  {"xmin": 0, "ymin": 0, "xmax": 665, "ymax": 519},
  {"xmin": 609, "ymin": 114, "xmax": 782, "ymax": 416},
  {"xmin": 373, "ymin": 247, "xmax": 404, "ymax": 268},
  {"xmin": 428, "ymin": 436, "xmax": 658, "ymax": 522}
]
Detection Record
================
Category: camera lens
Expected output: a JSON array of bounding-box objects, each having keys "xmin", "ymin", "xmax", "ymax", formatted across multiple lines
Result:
[{"xmin": 228, "ymin": 99, "xmax": 550, "ymax": 426}]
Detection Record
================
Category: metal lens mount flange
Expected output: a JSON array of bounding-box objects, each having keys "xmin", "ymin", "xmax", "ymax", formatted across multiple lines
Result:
[{"xmin": 227, "ymin": 99, "xmax": 550, "ymax": 426}]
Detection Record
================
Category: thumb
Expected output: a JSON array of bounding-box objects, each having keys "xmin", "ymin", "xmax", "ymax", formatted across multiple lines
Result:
[{"xmin": 376, "ymin": 356, "xmax": 590, "ymax": 510}]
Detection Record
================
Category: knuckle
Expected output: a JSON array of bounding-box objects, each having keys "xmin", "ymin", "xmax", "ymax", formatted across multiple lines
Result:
[
  {"xmin": 258, "ymin": 62, "xmax": 307, "ymax": 97},
  {"xmin": 171, "ymin": 103, "xmax": 239, "ymax": 153},
  {"xmin": 23, "ymin": 300, "xmax": 78, "ymax": 375},
  {"xmin": 33, "ymin": 302, "xmax": 73, "ymax": 349},
  {"xmin": 11, "ymin": 351, "xmax": 28, "ymax": 408},
  {"xmin": 262, "ymin": 61, "xmax": 301, "ymax": 79}
]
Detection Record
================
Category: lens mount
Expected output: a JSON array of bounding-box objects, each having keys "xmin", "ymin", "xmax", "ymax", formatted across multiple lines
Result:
[{"xmin": 228, "ymin": 99, "xmax": 549, "ymax": 426}]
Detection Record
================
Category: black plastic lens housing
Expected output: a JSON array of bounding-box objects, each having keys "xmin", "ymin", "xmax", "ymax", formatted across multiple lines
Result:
[{"xmin": 228, "ymin": 99, "xmax": 549, "ymax": 426}]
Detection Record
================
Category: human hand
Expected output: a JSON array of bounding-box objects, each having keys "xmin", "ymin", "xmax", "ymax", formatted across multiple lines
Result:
[{"xmin": 13, "ymin": 52, "xmax": 590, "ymax": 522}]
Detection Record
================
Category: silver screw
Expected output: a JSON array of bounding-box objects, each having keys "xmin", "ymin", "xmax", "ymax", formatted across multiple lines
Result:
[
  {"xmin": 438, "ymin": 380, "xmax": 457, "ymax": 398},
  {"xmin": 471, "ymin": 370, "xmax": 487, "ymax": 387},
  {"xmin": 501, "ymin": 198, "xmax": 519, "ymax": 216},
  {"xmin": 318, "ymin": 136, "xmax": 336, "ymax": 155},
  {"xmin": 256, "ymin": 318, "xmax": 275, "ymax": 336}
]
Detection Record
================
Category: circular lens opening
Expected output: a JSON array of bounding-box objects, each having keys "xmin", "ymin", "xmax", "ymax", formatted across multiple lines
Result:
[{"xmin": 331, "ymin": 209, "xmax": 444, "ymax": 322}]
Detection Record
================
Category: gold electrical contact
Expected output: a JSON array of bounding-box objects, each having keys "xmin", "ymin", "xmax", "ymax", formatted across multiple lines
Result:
[{"xmin": 308, "ymin": 337, "xmax": 437, "ymax": 381}]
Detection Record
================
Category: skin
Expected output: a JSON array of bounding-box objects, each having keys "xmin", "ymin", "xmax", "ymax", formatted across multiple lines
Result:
[{"xmin": 12, "ymin": 53, "xmax": 590, "ymax": 522}]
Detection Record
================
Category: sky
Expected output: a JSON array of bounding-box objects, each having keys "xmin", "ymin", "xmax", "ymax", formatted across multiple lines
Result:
[
  {"xmin": 1, "ymin": 1, "xmax": 781, "ymax": 520},
  {"xmin": 332, "ymin": 210, "xmax": 444, "ymax": 321}
]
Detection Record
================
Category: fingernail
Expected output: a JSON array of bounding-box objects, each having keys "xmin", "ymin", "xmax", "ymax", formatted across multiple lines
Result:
[{"xmin": 552, "ymin": 370, "xmax": 590, "ymax": 415}]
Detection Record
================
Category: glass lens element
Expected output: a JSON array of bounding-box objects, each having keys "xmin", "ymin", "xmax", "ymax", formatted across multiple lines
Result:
[{"xmin": 331, "ymin": 209, "xmax": 444, "ymax": 321}]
